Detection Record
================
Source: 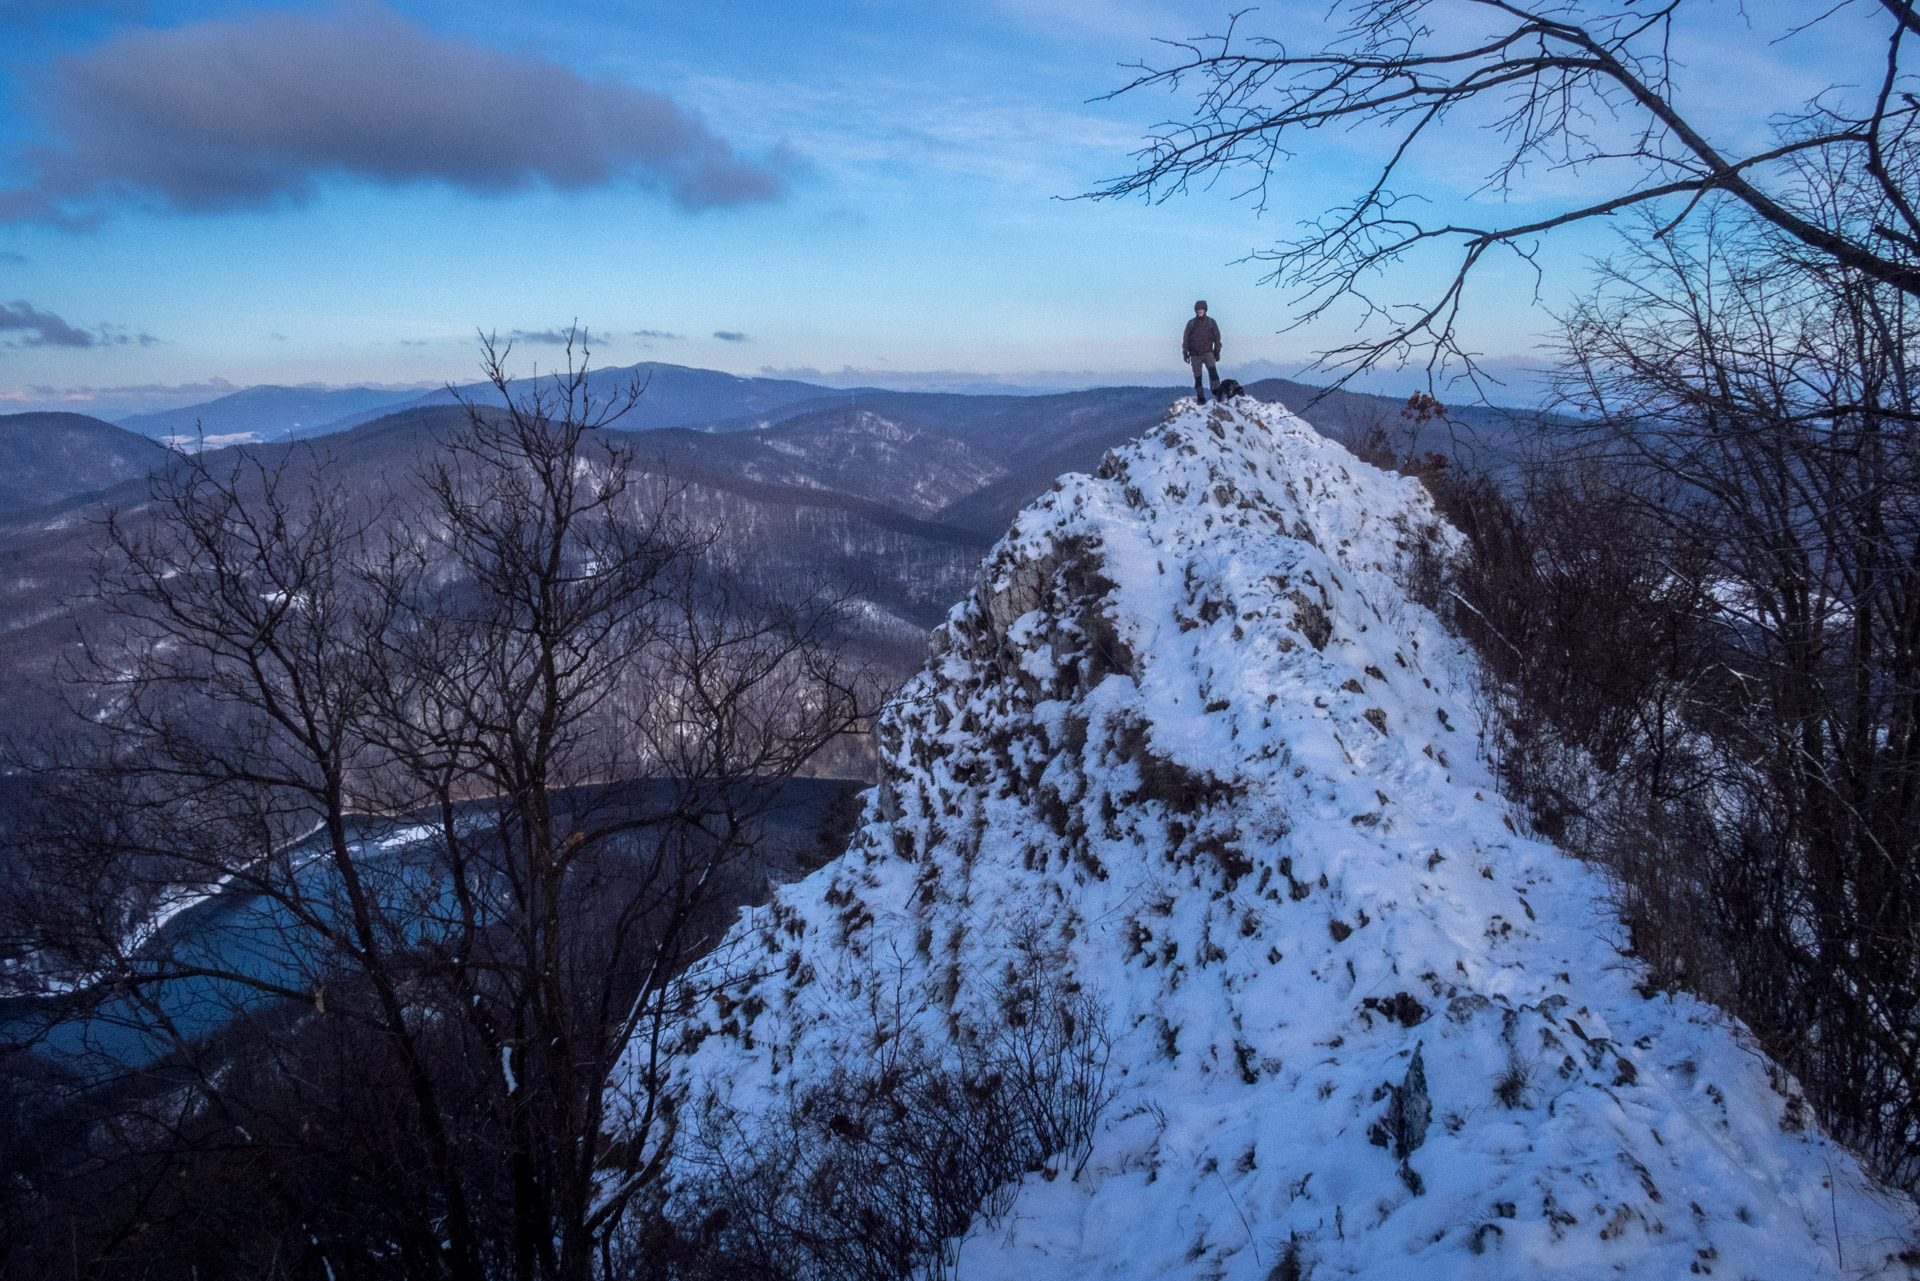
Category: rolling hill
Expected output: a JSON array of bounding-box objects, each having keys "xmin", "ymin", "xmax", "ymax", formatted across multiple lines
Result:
[
  {"xmin": 116, "ymin": 384, "xmax": 422, "ymax": 443},
  {"xmin": 307, "ymin": 362, "xmax": 859, "ymax": 438},
  {"xmin": 0, "ymin": 412, "xmax": 171, "ymax": 518},
  {"xmin": 0, "ymin": 373, "xmax": 1542, "ymax": 740}
]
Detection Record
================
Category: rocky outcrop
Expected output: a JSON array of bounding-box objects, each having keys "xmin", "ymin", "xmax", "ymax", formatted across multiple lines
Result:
[{"xmin": 637, "ymin": 397, "xmax": 1919, "ymax": 1279}]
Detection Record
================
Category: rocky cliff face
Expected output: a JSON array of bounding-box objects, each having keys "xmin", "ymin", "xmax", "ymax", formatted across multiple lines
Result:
[{"xmin": 641, "ymin": 397, "xmax": 1919, "ymax": 1279}]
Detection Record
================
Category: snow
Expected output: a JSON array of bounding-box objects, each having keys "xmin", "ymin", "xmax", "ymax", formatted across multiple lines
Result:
[{"xmin": 635, "ymin": 397, "xmax": 1920, "ymax": 1278}]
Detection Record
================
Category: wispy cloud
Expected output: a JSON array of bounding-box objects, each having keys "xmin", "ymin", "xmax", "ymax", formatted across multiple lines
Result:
[
  {"xmin": 981, "ymin": 0, "xmax": 1186, "ymax": 46},
  {"xmin": 0, "ymin": 3, "xmax": 787, "ymax": 226},
  {"xmin": 0, "ymin": 299, "xmax": 116, "ymax": 346},
  {"xmin": 96, "ymin": 322, "xmax": 159, "ymax": 347},
  {"xmin": 675, "ymin": 65, "xmax": 1142, "ymax": 204},
  {"xmin": 633, "ymin": 329, "xmax": 685, "ymax": 340},
  {"xmin": 713, "ymin": 330, "xmax": 749, "ymax": 342},
  {"xmin": 16, "ymin": 378, "xmax": 235, "ymax": 399},
  {"xmin": 2, "ymin": 376, "xmax": 239, "ymax": 417},
  {"xmin": 2, "ymin": 375, "xmax": 439, "ymax": 418}
]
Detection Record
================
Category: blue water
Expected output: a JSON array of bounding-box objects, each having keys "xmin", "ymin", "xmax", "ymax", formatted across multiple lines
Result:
[
  {"xmin": 2, "ymin": 816, "xmax": 465, "ymax": 1078},
  {"xmin": 0, "ymin": 778, "xmax": 854, "ymax": 1084}
]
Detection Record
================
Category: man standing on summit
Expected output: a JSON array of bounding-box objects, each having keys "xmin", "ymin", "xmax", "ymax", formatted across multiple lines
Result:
[{"xmin": 1183, "ymin": 301, "xmax": 1222, "ymax": 403}]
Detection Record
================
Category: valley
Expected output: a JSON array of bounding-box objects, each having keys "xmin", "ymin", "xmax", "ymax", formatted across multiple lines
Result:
[{"xmin": 0, "ymin": 364, "xmax": 1535, "ymax": 737}]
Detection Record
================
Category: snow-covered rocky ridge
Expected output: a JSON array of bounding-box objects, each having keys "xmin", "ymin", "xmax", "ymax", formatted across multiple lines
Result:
[{"xmin": 646, "ymin": 397, "xmax": 1919, "ymax": 1278}]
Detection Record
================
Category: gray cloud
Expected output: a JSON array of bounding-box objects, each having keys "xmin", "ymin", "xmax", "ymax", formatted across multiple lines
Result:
[
  {"xmin": 0, "ymin": 299, "xmax": 96, "ymax": 346},
  {"xmin": 510, "ymin": 329, "xmax": 576, "ymax": 346},
  {"xmin": 27, "ymin": 377, "xmax": 234, "ymax": 398},
  {"xmin": 0, "ymin": 4, "xmax": 785, "ymax": 225},
  {"xmin": 2, "ymin": 376, "xmax": 240, "ymax": 416},
  {"xmin": 95, "ymin": 321, "xmax": 159, "ymax": 346},
  {"xmin": 2, "ymin": 375, "xmax": 439, "ymax": 418},
  {"xmin": 633, "ymin": 329, "xmax": 684, "ymax": 340},
  {"xmin": 713, "ymin": 330, "xmax": 749, "ymax": 343}
]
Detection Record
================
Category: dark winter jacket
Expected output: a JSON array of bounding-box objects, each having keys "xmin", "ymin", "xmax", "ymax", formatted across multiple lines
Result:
[{"xmin": 1183, "ymin": 314, "xmax": 1222, "ymax": 361}]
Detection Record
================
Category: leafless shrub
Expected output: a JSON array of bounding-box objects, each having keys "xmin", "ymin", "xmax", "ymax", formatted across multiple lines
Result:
[
  {"xmin": 1494, "ymin": 1058, "xmax": 1534, "ymax": 1110},
  {"xmin": 651, "ymin": 962, "xmax": 1115, "ymax": 1281},
  {"xmin": 1420, "ymin": 205, "xmax": 1920, "ymax": 1196}
]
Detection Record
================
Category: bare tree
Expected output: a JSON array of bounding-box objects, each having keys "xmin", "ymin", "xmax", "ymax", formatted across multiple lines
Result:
[
  {"xmin": 1095, "ymin": 0, "xmax": 1920, "ymax": 385},
  {"xmin": 1555, "ymin": 211, "xmax": 1920, "ymax": 1187},
  {"xmin": 649, "ymin": 952, "xmax": 1115, "ymax": 1281},
  {"xmin": 1, "ymin": 333, "xmax": 870, "ymax": 1281},
  {"xmin": 1420, "ymin": 205, "xmax": 1920, "ymax": 1193}
]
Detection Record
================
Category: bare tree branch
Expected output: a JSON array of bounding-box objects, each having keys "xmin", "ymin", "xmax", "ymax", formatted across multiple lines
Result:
[{"xmin": 1092, "ymin": 0, "xmax": 1920, "ymax": 389}]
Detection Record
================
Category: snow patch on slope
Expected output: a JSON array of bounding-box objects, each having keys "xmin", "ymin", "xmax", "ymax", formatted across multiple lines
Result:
[{"xmin": 644, "ymin": 397, "xmax": 1919, "ymax": 1279}]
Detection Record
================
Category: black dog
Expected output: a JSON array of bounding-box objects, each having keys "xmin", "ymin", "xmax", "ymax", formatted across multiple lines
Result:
[{"xmin": 1215, "ymin": 378, "xmax": 1246, "ymax": 400}]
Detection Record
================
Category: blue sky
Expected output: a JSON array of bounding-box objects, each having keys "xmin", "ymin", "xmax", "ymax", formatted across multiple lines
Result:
[{"xmin": 0, "ymin": 0, "xmax": 1890, "ymax": 417}]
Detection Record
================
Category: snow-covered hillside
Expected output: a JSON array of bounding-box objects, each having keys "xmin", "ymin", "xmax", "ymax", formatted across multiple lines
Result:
[{"xmin": 644, "ymin": 397, "xmax": 1919, "ymax": 1278}]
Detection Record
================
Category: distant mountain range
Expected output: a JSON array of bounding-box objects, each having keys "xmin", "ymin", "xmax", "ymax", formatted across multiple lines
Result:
[
  {"xmin": 116, "ymin": 384, "xmax": 423, "ymax": 442},
  {"xmin": 0, "ymin": 403, "xmax": 990, "ymax": 736},
  {"xmin": 619, "ymin": 375, "xmax": 1532, "ymax": 538},
  {"xmin": 110, "ymin": 365, "xmax": 883, "ymax": 444},
  {"xmin": 103, "ymin": 363, "xmax": 1539, "ymax": 464},
  {"xmin": 4, "ymin": 369, "xmax": 1536, "ymax": 533},
  {"xmin": 0, "ymin": 413, "xmax": 170, "ymax": 513},
  {"xmin": 0, "ymin": 370, "xmax": 1541, "ymax": 737},
  {"xmin": 318, "ymin": 363, "xmax": 870, "ymax": 439}
]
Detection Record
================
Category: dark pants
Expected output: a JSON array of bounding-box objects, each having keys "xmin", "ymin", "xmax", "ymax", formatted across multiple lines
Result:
[{"xmin": 1189, "ymin": 354, "xmax": 1220, "ymax": 399}]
